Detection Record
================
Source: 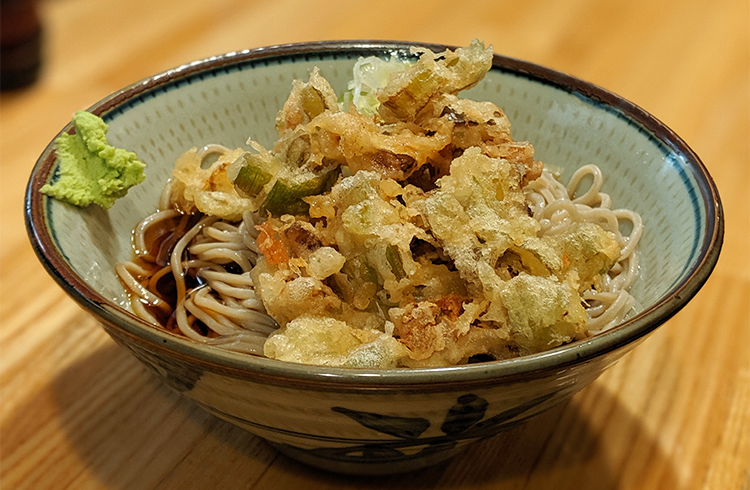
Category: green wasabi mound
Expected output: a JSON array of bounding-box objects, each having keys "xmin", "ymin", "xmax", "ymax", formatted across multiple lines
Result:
[{"xmin": 40, "ymin": 111, "xmax": 146, "ymax": 208}]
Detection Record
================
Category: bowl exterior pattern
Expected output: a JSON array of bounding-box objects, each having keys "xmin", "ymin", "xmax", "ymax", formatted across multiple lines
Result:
[
  {"xmin": 26, "ymin": 41, "xmax": 722, "ymax": 474},
  {"xmin": 103, "ymin": 322, "xmax": 636, "ymax": 474}
]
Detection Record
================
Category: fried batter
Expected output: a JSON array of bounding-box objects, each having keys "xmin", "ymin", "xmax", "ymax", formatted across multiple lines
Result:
[{"xmin": 220, "ymin": 41, "xmax": 625, "ymax": 368}]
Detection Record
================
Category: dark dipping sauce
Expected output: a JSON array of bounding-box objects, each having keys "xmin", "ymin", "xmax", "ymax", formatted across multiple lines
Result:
[{"xmin": 126, "ymin": 212, "xmax": 212, "ymax": 334}]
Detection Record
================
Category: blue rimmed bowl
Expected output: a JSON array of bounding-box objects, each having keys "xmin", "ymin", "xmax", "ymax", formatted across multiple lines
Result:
[{"xmin": 25, "ymin": 41, "xmax": 723, "ymax": 475}]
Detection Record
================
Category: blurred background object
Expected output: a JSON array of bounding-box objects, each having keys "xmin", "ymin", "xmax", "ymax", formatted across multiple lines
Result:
[{"xmin": 0, "ymin": 0, "xmax": 42, "ymax": 90}]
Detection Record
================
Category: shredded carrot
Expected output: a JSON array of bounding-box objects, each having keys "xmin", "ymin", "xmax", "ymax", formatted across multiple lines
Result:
[{"xmin": 256, "ymin": 221, "xmax": 289, "ymax": 265}]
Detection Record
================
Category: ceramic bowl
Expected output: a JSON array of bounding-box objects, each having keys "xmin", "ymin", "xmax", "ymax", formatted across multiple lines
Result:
[{"xmin": 25, "ymin": 41, "xmax": 723, "ymax": 475}]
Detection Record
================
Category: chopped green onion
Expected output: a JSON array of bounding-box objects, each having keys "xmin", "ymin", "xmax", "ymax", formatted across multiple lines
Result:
[
  {"xmin": 342, "ymin": 254, "xmax": 379, "ymax": 285},
  {"xmin": 386, "ymin": 245, "xmax": 406, "ymax": 280},
  {"xmin": 232, "ymin": 153, "xmax": 273, "ymax": 197},
  {"xmin": 260, "ymin": 167, "xmax": 340, "ymax": 216}
]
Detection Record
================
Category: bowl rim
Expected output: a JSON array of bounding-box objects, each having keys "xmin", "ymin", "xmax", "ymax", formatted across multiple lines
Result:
[{"xmin": 25, "ymin": 40, "xmax": 724, "ymax": 388}]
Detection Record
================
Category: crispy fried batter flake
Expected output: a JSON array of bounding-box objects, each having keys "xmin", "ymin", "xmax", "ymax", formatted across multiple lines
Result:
[
  {"xmin": 221, "ymin": 41, "xmax": 627, "ymax": 368},
  {"xmin": 263, "ymin": 314, "xmax": 410, "ymax": 368},
  {"xmin": 275, "ymin": 67, "xmax": 340, "ymax": 135},
  {"xmin": 169, "ymin": 147, "xmax": 254, "ymax": 221},
  {"xmin": 377, "ymin": 39, "xmax": 493, "ymax": 123},
  {"xmin": 244, "ymin": 40, "xmax": 540, "ymax": 189}
]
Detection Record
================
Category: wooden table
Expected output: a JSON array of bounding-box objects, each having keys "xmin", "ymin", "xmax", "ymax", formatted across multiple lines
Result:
[{"xmin": 1, "ymin": 0, "xmax": 748, "ymax": 488}]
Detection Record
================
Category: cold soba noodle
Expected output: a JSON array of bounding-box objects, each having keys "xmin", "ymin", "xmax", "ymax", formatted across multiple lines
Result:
[
  {"xmin": 524, "ymin": 165, "xmax": 642, "ymax": 332},
  {"xmin": 116, "ymin": 41, "xmax": 643, "ymax": 368},
  {"xmin": 116, "ymin": 150, "xmax": 642, "ymax": 361},
  {"xmin": 116, "ymin": 146, "xmax": 274, "ymax": 354}
]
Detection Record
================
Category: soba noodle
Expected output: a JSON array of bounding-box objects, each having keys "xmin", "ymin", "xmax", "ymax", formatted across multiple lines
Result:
[
  {"xmin": 524, "ymin": 165, "xmax": 642, "ymax": 333},
  {"xmin": 117, "ymin": 146, "xmax": 643, "ymax": 357},
  {"xmin": 116, "ymin": 43, "xmax": 643, "ymax": 365}
]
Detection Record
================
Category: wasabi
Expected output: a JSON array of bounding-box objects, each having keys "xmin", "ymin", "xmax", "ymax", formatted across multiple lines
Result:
[{"xmin": 40, "ymin": 111, "xmax": 145, "ymax": 208}]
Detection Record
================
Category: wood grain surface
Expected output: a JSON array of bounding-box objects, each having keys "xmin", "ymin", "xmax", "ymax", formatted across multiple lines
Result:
[{"xmin": 1, "ymin": 0, "xmax": 748, "ymax": 488}]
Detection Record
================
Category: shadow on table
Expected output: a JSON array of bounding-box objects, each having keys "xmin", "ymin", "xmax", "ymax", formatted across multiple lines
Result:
[{"xmin": 41, "ymin": 342, "xmax": 680, "ymax": 490}]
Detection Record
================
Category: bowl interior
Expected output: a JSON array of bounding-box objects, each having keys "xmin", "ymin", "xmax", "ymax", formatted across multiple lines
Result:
[{"xmin": 34, "ymin": 43, "xmax": 718, "ymax": 363}]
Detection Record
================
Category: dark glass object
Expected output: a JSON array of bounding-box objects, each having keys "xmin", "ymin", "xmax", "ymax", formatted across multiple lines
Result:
[{"xmin": 1, "ymin": 0, "xmax": 42, "ymax": 90}]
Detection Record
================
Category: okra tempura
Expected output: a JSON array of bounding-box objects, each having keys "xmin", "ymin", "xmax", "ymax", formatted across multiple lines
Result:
[{"xmin": 117, "ymin": 40, "xmax": 642, "ymax": 368}]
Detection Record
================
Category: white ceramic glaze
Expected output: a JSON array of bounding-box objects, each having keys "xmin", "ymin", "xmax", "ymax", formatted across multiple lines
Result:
[{"xmin": 26, "ymin": 41, "xmax": 723, "ymax": 475}]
